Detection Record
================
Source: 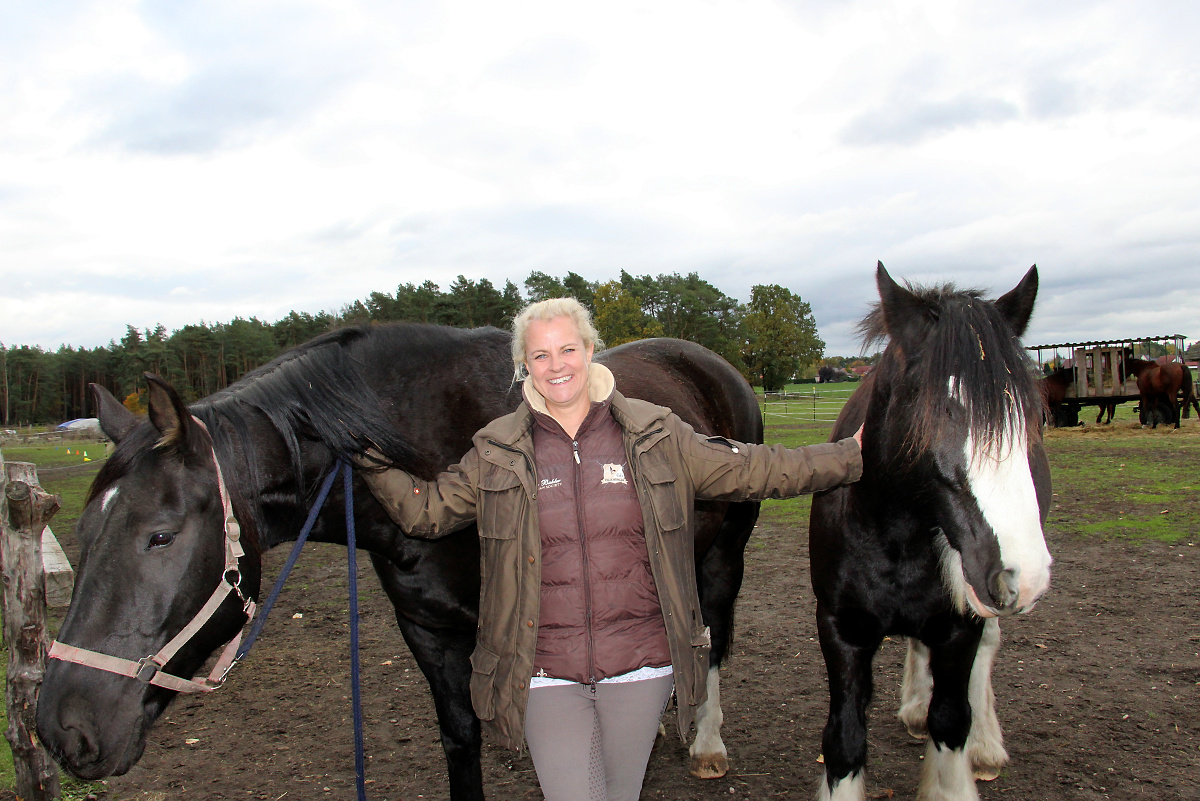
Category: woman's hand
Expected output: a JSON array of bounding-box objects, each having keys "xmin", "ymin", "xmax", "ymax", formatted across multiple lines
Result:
[{"xmin": 853, "ymin": 424, "xmax": 864, "ymax": 448}]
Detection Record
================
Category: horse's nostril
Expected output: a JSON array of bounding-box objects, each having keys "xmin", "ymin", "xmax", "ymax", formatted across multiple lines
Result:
[
  {"xmin": 41, "ymin": 694, "xmax": 102, "ymax": 772},
  {"xmin": 996, "ymin": 567, "xmax": 1020, "ymax": 608}
]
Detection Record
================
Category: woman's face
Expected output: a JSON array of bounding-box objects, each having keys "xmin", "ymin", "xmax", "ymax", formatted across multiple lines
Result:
[{"xmin": 524, "ymin": 315, "xmax": 594, "ymax": 415}]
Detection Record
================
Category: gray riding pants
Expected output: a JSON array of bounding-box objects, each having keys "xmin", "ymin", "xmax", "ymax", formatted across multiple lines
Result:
[{"xmin": 524, "ymin": 674, "xmax": 675, "ymax": 801}]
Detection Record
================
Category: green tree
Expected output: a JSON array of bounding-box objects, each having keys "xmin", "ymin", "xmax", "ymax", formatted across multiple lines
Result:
[
  {"xmin": 169, "ymin": 324, "xmax": 222, "ymax": 400},
  {"xmin": 273, "ymin": 311, "xmax": 334, "ymax": 349},
  {"xmin": 593, "ymin": 281, "xmax": 663, "ymax": 346},
  {"xmin": 394, "ymin": 281, "xmax": 443, "ymax": 323},
  {"xmin": 524, "ymin": 271, "xmax": 567, "ymax": 302},
  {"xmin": 216, "ymin": 317, "xmax": 277, "ymax": 386},
  {"xmin": 1, "ymin": 341, "xmax": 8, "ymax": 424},
  {"xmin": 445, "ymin": 275, "xmax": 517, "ymax": 327},
  {"xmin": 502, "ymin": 280, "xmax": 524, "ymax": 314},
  {"xmin": 562, "ymin": 272, "xmax": 595, "ymax": 312},
  {"xmin": 654, "ymin": 273, "xmax": 746, "ymax": 369},
  {"xmin": 337, "ymin": 300, "xmax": 372, "ymax": 327},
  {"xmin": 473, "ymin": 278, "xmax": 521, "ymax": 327},
  {"xmin": 742, "ymin": 285, "xmax": 824, "ymax": 392},
  {"xmin": 143, "ymin": 324, "xmax": 173, "ymax": 379},
  {"xmin": 365, "ymin": 290, "xmax": 399, "ymax": 320},
  {"xmin": 117, "ymin": 325, "xmax": 146, "ymax": 393},
  {"xmin": 4, "ymin": 345, "xmax": 48, "ymax": 424}
]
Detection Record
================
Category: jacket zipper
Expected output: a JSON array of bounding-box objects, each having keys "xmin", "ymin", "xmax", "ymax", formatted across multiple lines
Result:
[{"xmin": 573, "ymin": 438, "xmax": 597, "ymax": 684}]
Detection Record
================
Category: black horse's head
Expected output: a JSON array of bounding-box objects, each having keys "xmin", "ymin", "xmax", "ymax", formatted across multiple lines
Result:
[
  {"xmin": 858, "ymin": 262, "xmax": 1052, "ymax": 617},
  {"xmin": 36, "ymin": 377, "xmax": 263, "ymax": 779}
]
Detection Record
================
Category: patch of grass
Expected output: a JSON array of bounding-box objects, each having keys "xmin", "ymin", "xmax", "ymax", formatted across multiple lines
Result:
[
  {"xmin": 2, "ymin": 440, "xmax": 109, "ymax": 470},
  {"xmin": 1078, "ymin": 513, "xmax": 1187, "ymax": 542},
  {"xmin": 35, "ymin": 473, "xmax": 96, "ymax": 543},
  {"xmin": 1042, "ymin": 420, "xmax": 1199, "ymax": 541},
  {"xmin": 757, "ymin": 496, "xmax": 814, "ymax": 530}
]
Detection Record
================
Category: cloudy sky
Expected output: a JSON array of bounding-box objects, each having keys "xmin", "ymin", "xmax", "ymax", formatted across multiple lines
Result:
[{"xmin": 2, "ymin": 0, "xmax": 1197, "ymax": 356}]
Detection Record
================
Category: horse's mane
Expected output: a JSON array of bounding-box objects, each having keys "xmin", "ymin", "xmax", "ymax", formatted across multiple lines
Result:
[
  {"xmin": 198, "ymin": 323, "xmax": 508, "ymax": 479},
  {"xmin": 857, "ymin": 281, "xmax": 1041, "ymax": 456},
  {"xmin": 86, "ymin": 324, "xmax": 508, "ymax": 555}
]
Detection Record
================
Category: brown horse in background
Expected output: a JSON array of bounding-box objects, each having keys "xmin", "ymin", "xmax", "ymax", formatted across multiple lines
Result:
[
  {"xmin": 1126, "ymin": 357, "xmax": 1192, "ymax": 428},
  {"xmin": 1040, "ymin": 367, "xmax": 1078, "ymax": 427},
  {"xmin": 1039, "ymin": 366, "xmax": 1118, "ymax": 426},
  {"xmin": 1159, "ymin": 355, "xmax": 1199, "ymax": 420}
]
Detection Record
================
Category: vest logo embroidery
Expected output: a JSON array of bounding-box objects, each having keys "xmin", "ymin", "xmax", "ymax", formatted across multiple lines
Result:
[
  {"xmin": 601, "ymin": 463, "xmax": 628, "ymax": 485},
  {"xmin": 539, "ymin": 477, "xmax": 562, "ymax": 490}
]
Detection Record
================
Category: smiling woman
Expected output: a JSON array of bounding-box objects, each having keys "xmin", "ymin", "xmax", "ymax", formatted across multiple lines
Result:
[
  {"xmin": 514, "ymin": 300, "xmax": 603, "ymax": 438},
  {"xmin": 358, "ymin": 296, "xmax": 863, "ymax": 801}
]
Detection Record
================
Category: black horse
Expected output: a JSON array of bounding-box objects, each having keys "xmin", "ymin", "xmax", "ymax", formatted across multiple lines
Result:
[
  {"xmin": 35, "ymin": 326, "xmax": 763, "ymax": 800},
  {"xmin": 809, "ymin": 264, "xmax": 1052, "ymax": 801}
]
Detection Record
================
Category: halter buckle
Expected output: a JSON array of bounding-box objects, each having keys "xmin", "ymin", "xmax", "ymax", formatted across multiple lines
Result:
[{"xmin": 135, "ymin": 656, "xmax": 162, "ymax": 683}]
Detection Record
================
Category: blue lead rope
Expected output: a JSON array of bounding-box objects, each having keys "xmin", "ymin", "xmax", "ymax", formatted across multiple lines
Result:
[
  {"xmin": 344, "ymin": 462, "xmax": 367, "ymax": 801},
  {"xmin": 234, "ymin": 459, "xmax": 369, "ymax": 801}
]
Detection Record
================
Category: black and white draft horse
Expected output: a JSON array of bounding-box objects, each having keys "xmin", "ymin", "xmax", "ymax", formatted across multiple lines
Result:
[
  {"xmin": 809, "ymin": 264, "xmax": 1053, "ymax": 801},
  {"xmin": 35, "ymin": 328, "xmax": 762, "ymax": 800}
]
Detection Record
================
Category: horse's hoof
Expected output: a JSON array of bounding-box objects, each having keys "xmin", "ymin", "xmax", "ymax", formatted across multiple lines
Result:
[
  {"xmin": 898, "ymin": 713, "xmax": 929, "ymax": 740},
  {"xmin": 689, "ymin": 753, "xmax": 729, "ymax": 779},
  {"xmin": 973, "ymin": 767, "xmax": 1001, "ymax": 781}
]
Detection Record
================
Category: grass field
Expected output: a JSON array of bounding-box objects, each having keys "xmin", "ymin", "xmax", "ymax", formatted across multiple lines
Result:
[{"xmin": 1, "ymin": 403, "xmax": 1197, "ymax": 795}]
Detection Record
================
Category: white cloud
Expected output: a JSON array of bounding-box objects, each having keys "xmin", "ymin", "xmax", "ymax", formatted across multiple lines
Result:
[{"xmin": 1, "ymin": 0, "xmax": 1197, "ymax": 358}]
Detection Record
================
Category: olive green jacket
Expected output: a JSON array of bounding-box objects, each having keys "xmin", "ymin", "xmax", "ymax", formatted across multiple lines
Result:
[{"xmin": 361, "ymin": 364, "xmax": 862, "ymax": 751}]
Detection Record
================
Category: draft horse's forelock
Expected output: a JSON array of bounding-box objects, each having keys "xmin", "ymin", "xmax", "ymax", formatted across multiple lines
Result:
[
  {"xmin": 857, "ymin": 263, "xmax": 1043, "ymax": 462},
  {"xmin": 810, "ymin": 263, "xmax": 1052, "ymax": 801},
  {"xmin": 36, "ymin": 324, "xmax": 762, "ymax": 800}
]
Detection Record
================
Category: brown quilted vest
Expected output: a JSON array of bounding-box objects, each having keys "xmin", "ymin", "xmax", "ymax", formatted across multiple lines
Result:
[{"xmin": 529, "ymin": 397, "xmax": 672, "ymax": 683}]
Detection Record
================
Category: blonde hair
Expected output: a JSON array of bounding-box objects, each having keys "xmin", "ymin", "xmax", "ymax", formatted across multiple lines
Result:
[{"xmin": 511, "ymin": 297, "xmax": 604, "ymax": 380}]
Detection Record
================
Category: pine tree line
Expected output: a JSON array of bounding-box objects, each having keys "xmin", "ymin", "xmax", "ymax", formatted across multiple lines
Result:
[{"xmin": 2, "ymin": 270, "xmax": 824, "ymax": 425}]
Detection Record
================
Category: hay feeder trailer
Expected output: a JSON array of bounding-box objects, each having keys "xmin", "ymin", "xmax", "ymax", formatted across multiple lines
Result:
[{"xmin": 1028, "ymin": 334, "xmax": 1188, "ymax": 426}]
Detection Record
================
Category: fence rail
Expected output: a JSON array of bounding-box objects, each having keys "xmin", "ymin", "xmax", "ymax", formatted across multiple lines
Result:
[{"xmin": 760, "ymin": 386, "xmax": 856, "ymax": 424}]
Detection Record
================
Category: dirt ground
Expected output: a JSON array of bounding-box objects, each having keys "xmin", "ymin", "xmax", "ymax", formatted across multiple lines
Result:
[{"xmin": 31, "ymin": 427, "xmax": 1200, "ymax": 801}]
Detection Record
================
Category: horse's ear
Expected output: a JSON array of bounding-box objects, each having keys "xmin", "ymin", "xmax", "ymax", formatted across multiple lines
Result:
[
  {"xmin": 994, "ymin": 265, "xmax": 1038, "ymax": 338},
  {"xmin": 876, "ymin": 261, "xmax": 932, "ymax": 344},
  {"xmin": 145, "ymin": 373, "xmax": 195, "ymax": 453},
  {"xmin": 90, "ymin": 383, "xmax": 140, "ymax": 443}
]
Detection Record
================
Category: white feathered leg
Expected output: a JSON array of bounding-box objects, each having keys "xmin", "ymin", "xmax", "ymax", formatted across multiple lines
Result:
[
  {"xmin": 689, "ymin": 665, "xmax": 729, "ymax": 778},
  {"xmin": 815, "ymin": 769, "xmax": 866, "ymax": 801},
  {"xmin": 965, "ymin": 617, "xmax": 1008, "ymax": 780},
  {"xmin": 898, "ymin": 638, "xmax": 933, "ymax": 738},
  {"xmin": 917, "ymin": 740, "xmax": 979, "ymax": 801}
]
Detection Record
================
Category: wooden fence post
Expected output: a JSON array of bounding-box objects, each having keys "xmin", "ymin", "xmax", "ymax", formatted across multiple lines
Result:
[{"xmin": 1, "ymin": 451, "xmax": 63, "ymax": 801}]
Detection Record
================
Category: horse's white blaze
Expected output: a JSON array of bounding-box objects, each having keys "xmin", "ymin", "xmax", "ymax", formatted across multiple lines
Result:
[
  {"xmin": 817, "ymin": 769, "xmax": 865, "ymax": 801},
  {"xmin": 690, "ymin": 665, "xmax": 726, "ymax": 764},
  {"xmin": 964, "ymin": 421, "xmax": 1051, "ymax": 612},
  {"xmin": 101, "ymin": 486, "xmax": 119, "ymax": 513},
  {"xmin": 918, "ymin": 741, "xmax": 979, "ymax": 801}
]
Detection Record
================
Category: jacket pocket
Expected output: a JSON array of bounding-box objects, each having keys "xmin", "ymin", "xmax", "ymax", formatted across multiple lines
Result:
[
  {"xmin": 640, "ymin": 460, "xmax": 686, "ymax": 533},
  {"xmin": 477, "ymin": 467, "xmax": 524, "ymax": 539},
  {"xmin": 469, "ymin": 643, "xmax": 503, "ymax": 721}
]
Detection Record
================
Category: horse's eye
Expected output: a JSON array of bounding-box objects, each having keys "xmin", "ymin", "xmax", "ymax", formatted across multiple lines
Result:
[{"xmin": 147, "ymin": 531, "xmax": 176, "ymax": 549}]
